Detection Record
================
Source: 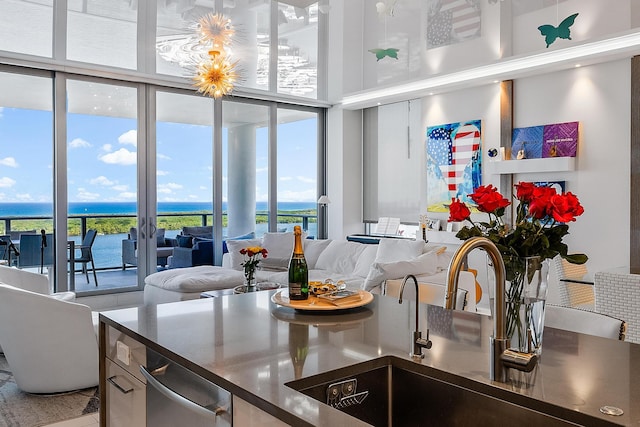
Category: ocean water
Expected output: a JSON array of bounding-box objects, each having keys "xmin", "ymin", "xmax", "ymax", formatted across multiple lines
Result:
[
  {"xmin": 1, "ymin": 202, "xmax": 317, "ymax": 268},
  {"xmin": 0, "ymin": 201, "xmax": 316, "ymax": 217}
]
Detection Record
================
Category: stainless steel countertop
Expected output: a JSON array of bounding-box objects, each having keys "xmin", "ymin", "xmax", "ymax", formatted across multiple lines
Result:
[{"xmin": 99, "ymin": 292, "xmax": 640, "ymax": 426}]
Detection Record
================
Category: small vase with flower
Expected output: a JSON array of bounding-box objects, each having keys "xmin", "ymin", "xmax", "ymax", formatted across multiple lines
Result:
[{"xmin": 240, "ymin": 246, "xmax": 268, "ymax": 292}]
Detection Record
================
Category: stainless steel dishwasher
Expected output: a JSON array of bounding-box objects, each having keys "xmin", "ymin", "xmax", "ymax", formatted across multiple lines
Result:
[{"xmin": 141, "ymin": 348, "xmax": 232, "ymax": 426}]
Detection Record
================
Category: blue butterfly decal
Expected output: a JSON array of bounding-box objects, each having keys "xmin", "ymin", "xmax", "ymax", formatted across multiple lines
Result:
[
  {"xmin": 538, "ymin": 13, "xmax": 579, "ymax": 48},
  {"xmin": 369, "ymin": 48, "xmax": 399, "ymax": 61}
]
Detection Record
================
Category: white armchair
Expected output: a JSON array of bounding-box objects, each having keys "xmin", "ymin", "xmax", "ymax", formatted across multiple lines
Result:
[{"xmin": 0, "ymin": 284, "xmax": 98, "ymax": 393}]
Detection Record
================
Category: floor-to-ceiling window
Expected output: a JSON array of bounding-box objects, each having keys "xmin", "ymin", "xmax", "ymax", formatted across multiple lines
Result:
[
  {"xmin": 0, "ymin": 68, "xmax": 55, "ymax": 275},
  {"xmin": 0, "ymin": 0, "xmax": 327, "ymax": 295}
]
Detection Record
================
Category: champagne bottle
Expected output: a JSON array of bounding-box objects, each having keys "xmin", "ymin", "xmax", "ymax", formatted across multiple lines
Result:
[{"xmin": 288, "ymin": 225, "xmax": 308, "ymax": 300}]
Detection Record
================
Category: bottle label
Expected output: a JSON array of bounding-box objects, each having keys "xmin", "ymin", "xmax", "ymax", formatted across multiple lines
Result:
[{"xmin": 289, "ymin": 282, "xmax": 303, "ymax": 296}]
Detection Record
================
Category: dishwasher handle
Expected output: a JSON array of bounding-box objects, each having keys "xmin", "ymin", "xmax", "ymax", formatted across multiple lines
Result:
[{"xmin": 140, "ymin": 365, "xmax": 229, "ymax": 420}]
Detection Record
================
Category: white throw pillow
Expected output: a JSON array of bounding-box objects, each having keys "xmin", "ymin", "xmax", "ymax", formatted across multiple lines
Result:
[
  {"xmin": 226, "ymin": 238, "xmax": 263, "ymax": 271},
  {"xmin": 363, "ymin": 249, "xmax": 441, "ymax": 291},
  {"xmin": 302, "ymin": 239, "xmax": 332, "ymax": 269},
  {"xmin": 261, "ymin": 232, "xmax": 297, "ymax": 268},
  {"xmin": 353, "ymin": 245, "xmax": 379, "ymax": 278},
  {"xmin": 315, "ymin": 240, "xmax": 366, "ymax": 275},
  {"xmin": 375, "ymin": 238, "xmax": 426, "ymax": 263}
]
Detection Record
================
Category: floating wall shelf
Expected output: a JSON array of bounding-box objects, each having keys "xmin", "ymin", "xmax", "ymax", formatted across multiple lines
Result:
[{"xmin": 487, "ymin": 157, "xmax": 576, "ymax": 175}]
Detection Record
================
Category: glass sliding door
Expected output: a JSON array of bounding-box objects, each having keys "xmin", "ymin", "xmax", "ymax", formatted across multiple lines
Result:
[
  {"xmin": 222, "ymin": 101, "xmax": 269, "ymax": 239},
  {"xmin": 155, "ymin": 90, "xmax": 213, "ymax": 269},
  {"xmin": 66, "ymin": 78, "xmax": 140, "ymax": 293},
  {"xmin": 276, "ymin": 108, "xmax": 319, "ymax": 237},
  {"xmin": 0, "ymin": 69, "xmax": 55, "ymax": 278}
]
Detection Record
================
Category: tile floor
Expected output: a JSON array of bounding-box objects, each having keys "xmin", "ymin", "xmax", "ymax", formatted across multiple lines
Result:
[{"xmin": 42, "ymin": 413, "xmax": 99, "ymax": 427}]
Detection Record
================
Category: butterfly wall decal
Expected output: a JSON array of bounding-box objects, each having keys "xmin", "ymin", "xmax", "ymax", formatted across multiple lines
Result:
[
  {"xmin": 538, "ymin": 12, "xmax": 579, "ymax": 48},
  {"xmin": 369, "ymin": 48, "xmax": 399, "ymax": 61}
]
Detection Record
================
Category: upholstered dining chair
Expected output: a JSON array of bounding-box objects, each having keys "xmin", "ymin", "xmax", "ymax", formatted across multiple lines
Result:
[
  {"xmin": 545, "ymin": 304, "xmax": 626, "ymax": 341},
  {"xmin": 552, "ymin": 255, "xmax": 594, "ymax": 310},
  {"xmin": 71, "ymin": 229, "xmax": 98, "ymax": 286},
  {"xmin": 0, "ymin": 284, "xmax": 98, "ymax": 393}
]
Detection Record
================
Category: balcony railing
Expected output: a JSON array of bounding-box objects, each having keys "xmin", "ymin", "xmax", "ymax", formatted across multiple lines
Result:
[{"xmin": 1, "ymin": 212, "xmax": 317, "ymax": 271}]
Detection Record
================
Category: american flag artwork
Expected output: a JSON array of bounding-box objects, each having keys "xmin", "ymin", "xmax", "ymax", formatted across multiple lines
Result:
[
  {"xmin": 427, "ymin": 0, "xmax": 482, "ymax": 48},
  {"xmin": 426, "ymin": 120, "xmax": 482, "ymax": 212}
]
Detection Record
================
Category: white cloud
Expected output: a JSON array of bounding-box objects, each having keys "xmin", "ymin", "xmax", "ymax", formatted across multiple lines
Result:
[
  {"xmin": 89, "ymin": 176, "xmax": 115, "ymax": 186},
  {"xmin": 199, "ymin": 186, "xmax": 207, "ymax": 190},
  {"xmin": 99, "ymin": 148, "xmax": 137, "ymax": 165},
  {"xmin": 278, "ymin": 189, "xmax": 317, "ymax": 202},
  {"xmin": 157, "ymin": 153, "xmax": 171, "ymax": 160},
  {"xmin": 69, "ymin": 138, "xmax": 91, "ymax": 148},
  {"xmin": 157, "ymin": 170, "xmax": 169, "ymax": 176},
  {"xmin": 102, "ymin": 144, "xmax": 113, "ymax": 152},
  {"xmin": 158, "ymin": 182, "xmax": 184, "ymax": 194},
  {"xmin": 112, "ymin": 184, "xmax": 128, "ymax": 191},
  {"xmin": 297, "ymin": 176, "xmax": 316, "ymax": 184},
  {"xmin": 0, "ymin": 177, "xmax": 16, "ymax": 188},
  {"xmin": 0, "ymin": 157, "xmax": 18, "ymax": 168},
  {"xmin": 16, "ymin": 193, "xmax": 33, "ymax": 201},
  {"xmin": 118, "ymin": 191, "xmax": 137, "ymax": 199},
  {"xmin": 0, "ymin": 107, "xmax": 4, "ymax": 118},
  {"xmin": 76, "ymin": 188, "xmax": 100, "ymax": 201},
  {"xmin": 279, "ymin": 176, "xmax": 293, "ymax": 182},
  {"xmin": 118, "ymin": 130, "xmax": 137, "ymax": 146},
  {"xmin": 256, "ymin": 167, "xmax": 268, "ymax": 173}
]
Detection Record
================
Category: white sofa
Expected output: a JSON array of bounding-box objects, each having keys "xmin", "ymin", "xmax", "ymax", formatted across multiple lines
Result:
[{"xmin": 144, "ymin": 233, "xmax": 474, "ymax": 305}]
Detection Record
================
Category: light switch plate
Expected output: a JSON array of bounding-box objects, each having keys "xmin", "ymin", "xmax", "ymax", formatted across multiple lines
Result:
[{"xmin": 116, "ymin": 340, "xmax": 130, "ymax": 365}]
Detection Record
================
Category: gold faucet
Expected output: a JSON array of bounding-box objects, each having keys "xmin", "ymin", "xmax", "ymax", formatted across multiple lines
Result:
[
  {"xmin": 445, "ymin": 237, "xmax": 537, "ymax": 382},
  {"xmin": 398, "ymin": 274, "xmax": 432, "ymax": 359}
]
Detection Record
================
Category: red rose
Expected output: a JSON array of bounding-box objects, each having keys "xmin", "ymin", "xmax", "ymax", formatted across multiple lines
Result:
[
  {"xmin": 240, "ymin": 248, "xmax": 247, "ymax": 255},
  {"xmin": 549, "ymin": 192, "xmax": 584, "ymax": 223},
  {"xmin": 515, "ymin": 182, "xmax": 536, "ymax": 202},
  {"xmin": 469, "ymin": 185, "xmax": 510, "ymax": 213},
  {"xmin": 528, "ymin": 186, "xmax": 556, "ymax": 219},
  {"xmin": 448, "ymin": 198, "xmax": 471, "ymax": 222}
]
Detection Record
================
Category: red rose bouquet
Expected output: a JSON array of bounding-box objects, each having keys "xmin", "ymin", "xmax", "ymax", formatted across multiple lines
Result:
[
  {"xmin": 448, "ymin": 183, "xmax": 587, "ymax": 266},
  {"xmin": 448, "ymin": 182, "xmax": 588, "ymax": 352}
]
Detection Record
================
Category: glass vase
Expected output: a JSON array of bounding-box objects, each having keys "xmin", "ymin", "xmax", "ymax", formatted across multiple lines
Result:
[
  {"xmin": 505, "ymin": 256, "xmax": 549, "ymax": 355},
  {"xmin": 244, "ymin": 276, "xmax": 256, "ymax": 292}
]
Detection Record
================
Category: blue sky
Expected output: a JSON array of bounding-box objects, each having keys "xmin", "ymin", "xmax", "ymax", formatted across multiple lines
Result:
[{"xmin": 0, "ymin": 107, "xmax": 318, "ymax": 204}]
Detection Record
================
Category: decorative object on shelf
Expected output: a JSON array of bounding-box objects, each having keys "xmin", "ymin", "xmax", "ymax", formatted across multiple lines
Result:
[
  {"xmin": 538, "ymin": 12, "xmax": 579, "ymax": 48},
  {"xmin": 427, "ymin": 120, "xmax": 482, "ymax": 212},
  {"xmin": 240, "ymin": 245, "xmax": 268, "ymax": 292},
  {"xmin": 512, "ymin": 122, "xmax": 578, "ymax": 160},
  {"xmin": 447, "ymin": 182, "xmax": 587, "ymax": 355},
  {"xmin": 191, "ymin": 13, "xmax": 239, "ymax": 98}
]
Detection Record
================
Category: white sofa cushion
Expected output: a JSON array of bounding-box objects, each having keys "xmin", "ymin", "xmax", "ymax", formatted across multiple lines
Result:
[
  {"xmin": 302, "ymin": 239, "xmax": 332, "ymax": 269},
  {"xmin": 375, "ymin": 238, "xmax": 425, "ymax": 263},
  {"xmin": 261, "ymin": 232, "xmax": 295, "ymax": 268},
  {"xmin": 145, "ymin": 266, "xmax": 244, "ymax": 291},
  {"xmin": 363, "ymin": 247, "xmax": 446, "ymax": 292},
  {"xmin": 353, "ymin": 245, "xmax": 379, "ymax": 278},
  {"xmin": 315, "ymin": 240, "xmax": 367, "ymax": 275},
  {"xmin": 226, "ymin": 238, "xmax": 263, "ymax": 270}
]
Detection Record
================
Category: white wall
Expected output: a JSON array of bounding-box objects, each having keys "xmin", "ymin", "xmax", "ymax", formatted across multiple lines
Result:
[{"xmin": 512, "ymin": 59, "xmax": 631, "ymax": 274}]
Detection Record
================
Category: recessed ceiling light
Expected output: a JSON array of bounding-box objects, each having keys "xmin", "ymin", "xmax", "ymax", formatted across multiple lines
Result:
[{"xmin": 575, "ymin": 63, "xmax": 581, "ymax": 67}]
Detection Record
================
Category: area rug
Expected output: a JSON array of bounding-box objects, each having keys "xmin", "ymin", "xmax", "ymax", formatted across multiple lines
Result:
[{"xmin": 0, "ymin": 355, "xmax": 99, "ymax": 427}]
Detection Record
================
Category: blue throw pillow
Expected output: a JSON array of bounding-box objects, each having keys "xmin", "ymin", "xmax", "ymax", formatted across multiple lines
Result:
[
  {"xmin": 222, "ymin": 231, "xmax": 256, "ymax": 253},
  {"xmin": 177, "ymin": 234, "xmax": 193, "ymax": 248}
]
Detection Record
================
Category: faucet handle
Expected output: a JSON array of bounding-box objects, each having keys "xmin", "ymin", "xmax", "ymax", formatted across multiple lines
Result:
[{"xmin": 500, "ymin": 349, "xmax": 538, "ymax": 372}]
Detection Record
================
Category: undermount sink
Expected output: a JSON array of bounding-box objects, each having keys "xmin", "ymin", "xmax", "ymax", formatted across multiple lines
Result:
[{"xmin": 286, "ymin": 356, "xmax": 613, "ymax": 427}]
